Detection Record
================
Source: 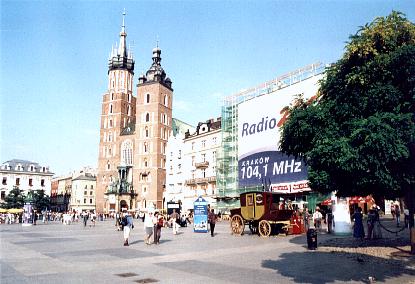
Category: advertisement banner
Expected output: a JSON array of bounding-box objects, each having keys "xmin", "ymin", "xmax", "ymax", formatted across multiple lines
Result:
[
  {"xmin": 238, "ymin": 75, "xmax": 322, "ymax": 192},
  {"xmin": 193, "ymin": 196, "xmax": 208, "ymax": 233}
]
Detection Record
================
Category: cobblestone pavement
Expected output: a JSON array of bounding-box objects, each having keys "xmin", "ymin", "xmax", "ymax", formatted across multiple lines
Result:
[{"xmin": 1, "ymin": 217, "xmax": 414, "ymax": 284}]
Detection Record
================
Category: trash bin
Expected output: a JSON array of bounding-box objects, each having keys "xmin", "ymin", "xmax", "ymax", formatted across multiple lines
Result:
[{"xmin": 307, "ymin": 228, "xmax": 317, "ymax": 250}]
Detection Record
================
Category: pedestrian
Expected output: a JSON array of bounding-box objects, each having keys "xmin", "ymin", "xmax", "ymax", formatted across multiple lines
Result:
[
  {"xmin": 312, "ymin": 207, "xmax": 323, "ymax": 230},
  {"xmin": 154, "ymin": 213, "xmax": 164, "ymax": 244},
  {"xmin": 372, "ymin": 205, "xmax": 382, "ymax": 239},
  {"xmin": 326, "ymin": 208, "xmax": 333, "ymax": 234},
  {"xmin": 90, "ymin": 210, "xmax": 96, "ymax": 227},
  {"xmin": 208, "ymin": 209, "xmax": 217, "ymax": 237},
  {"xmin": 123, "ymin": 212, "xmax": 134, "ymax": 246},
  {"xmin": 366, "ymin": 206, "xmax": 376, "ymax": 239},
  {"xmin": 82, "ymin": 211, "xmax": 88, "ymax": 227},
  {"xmin": 395, "ymin": 202, "xmax": 401, "ymax": 227},
  {"xmin": 352, "ymin": 207, "xmax": 365, "ymax": 240},
  {"xmin": 390, "ymin": 202, "xmax": 395, "ymax": 219},
  {"xmin": 404, "ymin": 207, "xmax": 409, "ymax": 228},
  {"xmin": 144, "ymin": 211, "xmax": 154, "ymax": 245},
  {"xmin": 170, "ymin": 209, "xmax": 180, "ymax": 235}
]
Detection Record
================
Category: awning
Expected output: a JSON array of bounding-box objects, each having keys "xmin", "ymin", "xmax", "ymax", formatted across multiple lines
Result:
[{"xmin": 320, "ymin": 198, "xmax": 332, "ymax": 206}]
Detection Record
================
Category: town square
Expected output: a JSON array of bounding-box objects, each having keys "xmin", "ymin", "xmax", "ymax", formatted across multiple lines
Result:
[{"xmin": 1, "ymin": 1, "xmax": 415, "ymax": 283}]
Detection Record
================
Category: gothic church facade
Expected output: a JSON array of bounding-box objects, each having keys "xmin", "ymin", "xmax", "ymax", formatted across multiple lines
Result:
[{"xmin": 96, "ymin": 13, "xmax": 173, "ymax": 213}]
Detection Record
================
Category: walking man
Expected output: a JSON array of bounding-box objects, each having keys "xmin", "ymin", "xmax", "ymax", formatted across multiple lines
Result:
[
  {"xmin": 144, "ymin": 211, "xmax": 154, "ymax": 245},
  {"xmin": 208, "ymin": 209, "xmax": 217, "ymax": 237},
  {"xmin": 170, "ymin": 209, "xmax": 180, "ymax": 235},
  {"xmin": 123, "ymin": 212, "xmax": 133, "ymax": 246}
]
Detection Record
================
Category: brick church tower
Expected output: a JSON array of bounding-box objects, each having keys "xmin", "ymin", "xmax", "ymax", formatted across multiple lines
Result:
[
  {"xmin": 96, "ymin": 12, "xmax": 172, "ymax": 213},
  {"xmin": 135, "ymin": 47, "xmax": 173, "ymax": 209}
]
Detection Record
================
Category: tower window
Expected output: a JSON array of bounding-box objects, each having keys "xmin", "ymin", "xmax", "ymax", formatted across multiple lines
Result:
[
  {"xmin": 109, "ymin": 104, "xmax": 113, "ymax": 114},
  {"xmin": 146, "ymin": 94, "xmax": 150, "ymax": 104},
  {"xmin": 41, "ymin": 179, "xmax": 45, "ymax": 187},
  {"xmin": 145, "ymin": 127, "xmax": 149, "ymax": 137},
  {"xmin": 164, "ymin": 95, "xmax": 168, "ymax": 107},
  {"xmin": 146, "ymin": 113, "xmax": 150, "ymax": 122},
  {"xmin": 29, "ymin": 179, "xmax": 33, "ymax": 186}
]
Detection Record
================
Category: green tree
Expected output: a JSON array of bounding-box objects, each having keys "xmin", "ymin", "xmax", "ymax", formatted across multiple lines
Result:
[
  {"xmin": 1, "ymin": 186, "xmax": 25, "ymax": 209},
  {"xmin": 280, "ymin": 11, "xmax": 415, "ymax": 252},
  {"xmin": 32, "ymin": 189, "xmax": 51, "ymax": 211}
]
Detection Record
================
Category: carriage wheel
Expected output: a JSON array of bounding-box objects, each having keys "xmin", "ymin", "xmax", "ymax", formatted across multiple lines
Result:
[
  {"xmin": 259, "ymin": 220, "xmax": 271, "ymax": 237},
  {"xmin": 230, "ymin": 215, "xmax": 244, "ymax": 235}
]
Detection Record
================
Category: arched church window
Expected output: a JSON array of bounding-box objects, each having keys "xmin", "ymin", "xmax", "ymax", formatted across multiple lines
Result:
[
  {"xmin": 146, "ymin": 94, "xmax": 150, "ymax": 104},
  {"xmin": 121, "ymin": 140, "xmax": 133, "ymax": 166},
  {"xmin": 164, "ymin": 95, "xmax": 168, "ymax": 106},
  {"xmin": 146, "ymin": 113, "xmax": 150, "ymax": 122}
]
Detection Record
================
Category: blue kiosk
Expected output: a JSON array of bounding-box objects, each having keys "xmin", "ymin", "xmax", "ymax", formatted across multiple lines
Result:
[{"xmin": 193, "ymin": 196, "xmax": 208, "ymax": 233}]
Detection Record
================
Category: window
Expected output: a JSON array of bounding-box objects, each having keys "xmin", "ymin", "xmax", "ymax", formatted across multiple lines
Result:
[
  {"xmin": 202, "ymin": 153, "xmax": 206, "ymax": 162},
  {"xmin": 107, "ymin": 162, "xmax": 111, "ymax": 170},
  {"xmin": 16, "ymin": 178, "xmax": 20, "ymax": 186},
  {"xmin": 192, "ymin": 156, "xmax": 195, "ymax": 166},
  {"xmin": 128, "ymin": 93, "xmax": 131, "ymax": 103},
  {"xmin": 144, "ymin": 142, "xmax": 148, "ymax": 153},
  {"xmin": 178, "ymin": 150, "xmax": 182, "ymax": 159},
  {"xmin": 146, "ymin": 94, "xmax": 150, "ymax": 104},
  {"xmin": 29, "ymin": 179, "xmax": 33, "ymax": 186},
  {"xmin": 213, "ymin": 151, "xmax": 217, "ymax": 162},
  {"xmin": 90, "ymin": 199, "xmax": 93, "ymax": 204},
  {"xmin": 145, "ymin": 127, "xmax": 149, "ymax": 137},
  {"xmin": 202, "ymin": 140, "xmax": 206, "ymax": 148},
  {"xmin": 192, "ymin": 142, "xmax": 195, "ymax": 150},
  {"xmin": 109, "ymin": 119, "xmax": 113, "ymax": 128},
  {"xmin": 84, "ymin": 185, "xmax": 88, "ymax": 189},
  {"xmin": 90, "ymin": 191, "xmax": 93, "ymax": 195},
  {"xmin": 30, "ymin": 165, "xmax": 34, "ymax": 171},
  {"xmin": 84, "ymin": 198, "xmax": 86, "ymax": 204},
  {"xmin": 84, "ymin": 191, "xmax": 87, "ymax": 195},
  {"xmin": 121, "ymin": 140, "xmax": 133, "ymax": 166},
  {"xmin": 144, "ymin": 159, "xmax": 148, "ymax": 168},
  {"xmin": 1, "ymin": 191, "xmax": 5, "ymax": 200},
  {"xmin": 2, "ymin": 177, "xmax": 6, "ymax": 185},
  {"xmin": 90, "ymin": 185, "xmax": 93, "ymax": 189},
  {"xmin": 146, "ymin": 113, "xmax": 150, "ymax": 122},
  {"xmin": 164, "ymin": 95, "xmax": 168, "ymax": 106},
  {"xmin": 213, "ymin": 137, "xmax": 217, "ymax": 144},
  {"xmin": 109, "ymin": 104, "xmax": 113, "ymax": 114},
  {"xmin": 203, "ymin": 169, "xmax": 206, "ymax": 178}
]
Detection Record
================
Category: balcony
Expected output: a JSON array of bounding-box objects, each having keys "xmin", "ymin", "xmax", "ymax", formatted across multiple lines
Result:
[{"xmin": 195, "ymin": 161, "xmax": 209, "ymax": 169}]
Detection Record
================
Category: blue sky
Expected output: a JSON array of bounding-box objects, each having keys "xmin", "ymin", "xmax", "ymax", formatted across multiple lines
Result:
[{"xmin": 1, "ymin": 0, "xmax": 414, "ymax": 176}]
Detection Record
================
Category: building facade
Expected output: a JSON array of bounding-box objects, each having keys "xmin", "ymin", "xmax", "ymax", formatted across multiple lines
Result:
[
  {"xmin": 0, "ymin": 159, "xmax": 54, "ymax": 203},
  {"xmin": 96, "ymin": 13, "xmax": 173, "ymax": 213},
  {"xmin": 69, "ymin": 174, "xmax": 97, "ymax": 213},
  {"xmin": 165, "ymin": 118, "xmax": 221, "ymax": 211}
]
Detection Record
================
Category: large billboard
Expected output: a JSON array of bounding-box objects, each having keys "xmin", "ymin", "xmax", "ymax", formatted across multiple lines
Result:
[{"xmin": 238, "ymin": 75, "xmax": 323, "ymax": 194}]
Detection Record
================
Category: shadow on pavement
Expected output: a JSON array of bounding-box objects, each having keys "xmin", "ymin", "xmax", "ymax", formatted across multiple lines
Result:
[{"xmin": 262, "ymin": 250, "xmax": 415, "ymax": 284}]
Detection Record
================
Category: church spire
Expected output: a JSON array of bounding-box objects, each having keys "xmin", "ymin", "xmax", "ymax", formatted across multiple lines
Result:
[
  {"xmin": 108, "ymin": 9, "xmax": 134, "ymax": 74},
  {"xmin": 118, "ymin": 9, "xmax": 127, "ymax": 58}
]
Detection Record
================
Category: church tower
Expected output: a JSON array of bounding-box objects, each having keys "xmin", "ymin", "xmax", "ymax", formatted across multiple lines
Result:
[
  {"xmin": 96, "ymin": 11, "xmax": 136, "ymax": 213},
  {"xmin": 135, "ymin": 47, "xmax": 173, "ymax": 209}
]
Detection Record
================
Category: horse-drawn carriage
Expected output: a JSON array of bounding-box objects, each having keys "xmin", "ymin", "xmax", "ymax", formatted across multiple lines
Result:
[{"xmin": 230, "ymin": 191, "xmax": 294, "ymax": 237}]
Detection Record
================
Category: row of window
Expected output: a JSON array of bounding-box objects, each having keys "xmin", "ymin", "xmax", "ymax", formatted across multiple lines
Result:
[
  {"xmin": 1, "ymin": 164, "xmax": 48, "ymax": 172},
  {"xmin": 191, "ymin": 137, "xmax": 218, "ymax": 151},
  {"xmin": 109, "ymin": 70, "xmax": 133, "ymax": 93},
  {"xmin": 144, "ymin": 93, "xmax": 169, "ymax": 107},
  {"xmin": 2, "ymin": 177, "xmax": 45, "ymax": 187}
]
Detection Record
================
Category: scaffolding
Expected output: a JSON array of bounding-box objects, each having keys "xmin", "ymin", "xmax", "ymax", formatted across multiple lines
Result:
[{"xmin": 216, "ymin": 62, "xmax": 325, "ymax": 213}]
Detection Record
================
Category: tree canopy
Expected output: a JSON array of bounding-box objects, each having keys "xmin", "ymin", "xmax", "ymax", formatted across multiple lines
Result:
[
  {"xmin": 1, "ymin": 186, "xmax": 25, "ymax": 209},
  {"xmin": 279, "ymin": 11, "xmax": 415, "ymax": 199}
]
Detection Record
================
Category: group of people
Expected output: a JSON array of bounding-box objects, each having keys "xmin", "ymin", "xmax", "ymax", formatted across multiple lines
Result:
[
  {"xmin": 120, "ymin": 208, "xmax": 219, "ymax": 246},
  {"xmin": 352, "ymin": 205, "xmax": 382, "ymax": 240}
]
